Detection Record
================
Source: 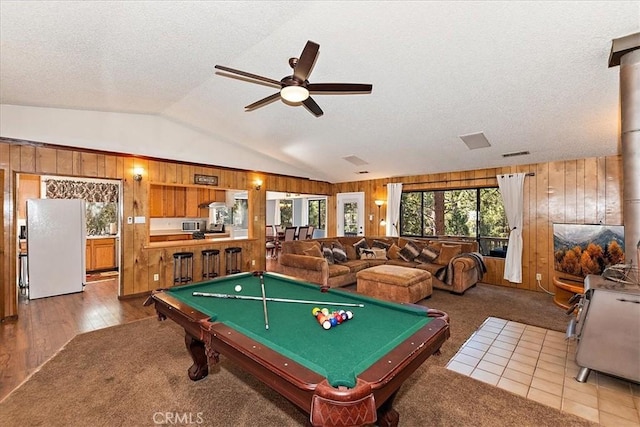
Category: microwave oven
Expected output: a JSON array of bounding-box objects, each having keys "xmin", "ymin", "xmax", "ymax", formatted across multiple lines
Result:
[{"xmin": 182, "ymin": 221, "xmax": 204, "ymax": 232}]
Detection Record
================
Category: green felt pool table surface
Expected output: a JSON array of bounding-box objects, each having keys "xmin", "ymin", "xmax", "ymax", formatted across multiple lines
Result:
[
  {"xmin": 150, "ymin": 271, "xmax": 449, "ymax": 427},
  {"xmin": 165, "ymin": 272, "xmax": 435, "ymax": 388}
]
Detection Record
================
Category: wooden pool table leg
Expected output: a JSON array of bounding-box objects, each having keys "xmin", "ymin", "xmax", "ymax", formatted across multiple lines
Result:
[
  {"xmin": 376, "ymin": 391, "xmax": 400, "ymax": 427},
  {"xmin": 184, "ymin": 333, "xmax": 209, "ymax": 381}
]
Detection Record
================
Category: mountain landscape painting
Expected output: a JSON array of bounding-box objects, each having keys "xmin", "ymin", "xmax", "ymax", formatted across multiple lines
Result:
[{"xmin": 553, "ymin": 224, "xmax": 625, "ymax": 278}]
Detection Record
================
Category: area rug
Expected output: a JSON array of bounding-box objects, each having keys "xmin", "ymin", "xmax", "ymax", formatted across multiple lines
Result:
[{"xmin": 0, "ymin": 284, "xmax": 596, "ymax": 426}]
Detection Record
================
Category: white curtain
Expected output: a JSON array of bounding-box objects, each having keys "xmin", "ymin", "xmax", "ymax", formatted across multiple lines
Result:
[
  {"xmin": 497, "ymin": 173, "xmax": 526, "ymax": 283},
  {"xmin": 385, "ymin": 183, "xmax": 403, "ymax": 236},
  {"xmin": 273, "ymin": 199, "xmax": 281, "ymax": 226}
]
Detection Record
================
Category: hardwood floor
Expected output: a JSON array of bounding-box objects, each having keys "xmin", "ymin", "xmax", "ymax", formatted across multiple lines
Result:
[{"xmin": 0, "ymin": 279, "xmax": 156, "ymax": 401}]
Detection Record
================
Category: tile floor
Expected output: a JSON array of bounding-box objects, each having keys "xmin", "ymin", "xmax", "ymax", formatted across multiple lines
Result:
[{"xmin": 446, "ymin": 317, "xmax": 640, "ymax": 426}]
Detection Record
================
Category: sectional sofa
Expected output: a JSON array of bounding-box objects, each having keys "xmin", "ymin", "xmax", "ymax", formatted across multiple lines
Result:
[{"xmin": 272, "ymin": 235, "xmax": 485, "ymax": 295}]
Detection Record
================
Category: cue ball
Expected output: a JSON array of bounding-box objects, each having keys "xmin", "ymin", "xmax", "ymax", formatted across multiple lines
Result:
[{"xmin": 234, "ymin": 285, "xmax": 242, "ymax": 292}]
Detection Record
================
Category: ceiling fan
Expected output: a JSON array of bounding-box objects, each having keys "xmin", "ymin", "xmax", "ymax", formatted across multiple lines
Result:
[{"xmin": 214, "ymin": 40, "xmax": 373, "ymax": 117}]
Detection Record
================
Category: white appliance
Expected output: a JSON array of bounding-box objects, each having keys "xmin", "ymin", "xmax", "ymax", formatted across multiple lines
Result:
[{"xmin": 26, "ymin": 199, "xmax": 86, "ymax": 299}]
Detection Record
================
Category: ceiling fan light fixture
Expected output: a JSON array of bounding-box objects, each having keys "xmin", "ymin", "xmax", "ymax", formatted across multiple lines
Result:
[{"xmin": 280, "ymin": 85, "xmax": 309, "ymax": 103}]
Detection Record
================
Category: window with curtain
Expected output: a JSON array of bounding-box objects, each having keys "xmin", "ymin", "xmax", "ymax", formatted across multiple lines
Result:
[
  {"xmin": 399, "ymin": 187, "xmax": 508, "ymax": 255},
  {"xmin": 45, "ymin": 178, "xmax": 120, "ymax": 236}
]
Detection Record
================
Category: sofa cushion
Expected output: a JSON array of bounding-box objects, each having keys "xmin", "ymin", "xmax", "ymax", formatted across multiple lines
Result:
[
  {"xmin": 386, "ymin": 259, "xmax": 419, "ymax": 268},
  {"xmin": 415, "ymin": 246, "xmax": 439, "ymax": 264},
  {"xmin": 321, "ymin": 243, "xmax": 334, "ymax": 264},
  {"xmin": 332, "ymin": 242, "xmax": 348, "ymax": 263},
  {"xmin": 294, "ymin": 241, "xmax": 320, "ymax": 255},
  {"xmin": 387, "ymin": 243, "xmax": 401, "ymax": 260},
  {"xmin": 434, "ymin": 244, "xmax": 462, "ymax": 265},
  {"xmin": 372, "ymin": 239, "xmax": 392, "ymax": 250},
  {"xmin": 304, "ymin": 245, "xmax": 323, "ymax": 258},
  {"xmin": 360, "ymin": 247, "xmax": 387, "ymax": 260},
  {"xmin": 328, "ymin": 263, "xmax": 351, "ymax": 277},
  {"xmin": 398, "ymin": 240, "xmax": 422, "ymax": 262},
  {"xmin": 352, "ymin": 238, "xmax": 370, "ymax": 258},
  {"xmin": 340, "ymin": 259, "xmax": 370, "ymax": 274}
]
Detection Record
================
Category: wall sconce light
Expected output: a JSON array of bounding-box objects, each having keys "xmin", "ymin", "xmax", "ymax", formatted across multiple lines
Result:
[
  {"xmin": 375, "ymin": 200, "xmax": 386, "ymax": 227},
  {"xmin": 133, "ymin": 167, "xmax": 144, "ymax": 182},
  {"xmin": 254, "ymin": 179, "xmax": 263, "ymax": 191}
]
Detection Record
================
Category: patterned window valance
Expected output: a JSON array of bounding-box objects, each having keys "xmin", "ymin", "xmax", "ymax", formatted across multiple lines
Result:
[{"xmin": 45, "ymin": 179, "xmax": 119, "ymax": 203}]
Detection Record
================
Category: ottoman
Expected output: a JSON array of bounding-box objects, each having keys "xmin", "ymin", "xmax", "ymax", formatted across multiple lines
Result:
[{"xmin": 356, "ymin": 265, "xmax": 432, "ymax": 304}]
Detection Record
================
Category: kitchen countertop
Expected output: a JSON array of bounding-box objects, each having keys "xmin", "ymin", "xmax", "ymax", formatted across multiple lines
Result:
[{"xmin": 149, "ymin": 229, "xmax": 193, "ymax": 236}]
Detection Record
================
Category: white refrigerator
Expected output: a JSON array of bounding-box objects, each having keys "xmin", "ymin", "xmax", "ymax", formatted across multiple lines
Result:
[{"xmin": 26, "ymin": 199, "xmax": 86, "ymax": 299}]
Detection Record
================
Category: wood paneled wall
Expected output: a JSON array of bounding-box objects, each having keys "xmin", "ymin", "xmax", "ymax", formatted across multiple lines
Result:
[
  {"xmin": 0, "ymin": 140, "xmax": 331, "ymax": 319},
  {"xmin": 0, "ymin": 138, "xmax": 623, "ymax": 319},
  {"xmin": 334, "ymin": 156, "xmax": 623, "ymax": 293}
]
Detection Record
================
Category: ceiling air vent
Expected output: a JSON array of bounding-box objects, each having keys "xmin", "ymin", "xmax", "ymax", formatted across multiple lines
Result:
[
  {"xmin": 459, "ymin": 132, "xmax": 491, "ymax": 150},
  {"xmin": 343, "ymin": 155, "xmax": 369, "ymax": 166},
  {"xmin": 502, "ymin": 151, "xmax": 530, "ymax": 158},
  {"xmin": 356, "ymin": 171, "xmax": 369, "ymax": 174}
]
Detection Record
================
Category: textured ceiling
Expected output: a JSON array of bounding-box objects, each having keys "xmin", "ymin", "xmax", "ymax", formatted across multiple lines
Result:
[{"xmin": 1, "ymin": 1, "xmax": 638, "ymax": 183}]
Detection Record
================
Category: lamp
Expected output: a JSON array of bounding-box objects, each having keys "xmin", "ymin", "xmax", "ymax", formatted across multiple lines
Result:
[
  {"xmin": 375, "ymin": 200, "xmax": 386, "ymax": 227},
  {"xmin": 254, "ymin": 179, "xmax": 263, "ymax": 191},
  {"xmin": 280, "ymin": 85, "xmax": 309, "ymax": 103},
  {"xmin": 133, "ymin": 167, "xmax": 144, "ymax": 182}
]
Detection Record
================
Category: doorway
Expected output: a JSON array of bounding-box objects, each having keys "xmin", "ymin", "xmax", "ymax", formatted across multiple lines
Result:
[
  {"xmin": 336, "ymin": 192, "xmax": 365, "ymax": 237},
  {"xmin": 16, "ymin": 174, "xmax": 122, "ymax": 301}
]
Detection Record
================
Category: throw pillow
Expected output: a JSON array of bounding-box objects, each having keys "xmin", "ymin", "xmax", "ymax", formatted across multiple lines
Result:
[
  {"xmin": 434, "ymin": 244, "xmax": 462, "ymax": 265},
  {"xmin": 415, "ymin": 246, "xmax": 440, "ymax": 264},
  {"xmin": 372, "ymin": 239, "xmax": 392, "ymax": 250},
  {"xmin": 387, "ymin": 243, "xmax": 401, "ymax": 260},
  {"xmin": 304, "ymin": 245, "xmax": 323, "ymax": 258},
  {"xmin": 352, "ymin": 238, "xmax": 370, "ymax": 258},
  {"xmin": 398, "ymin": 240, "xmax": 422, "ymax": 262},
  {"xmin": 332, "ymin": 243, "xmax": 348, "ymax": 263},
  {"xmin": 359, "ymin": 248, "xmax": 377, "ymax": 260},
  {"xmin": 372, "ymin": 247, "xmax": 388, "ymax": 259},
  {"xmin": 322, "ymin": 243, "xmax": 334, "ymax": 264}
]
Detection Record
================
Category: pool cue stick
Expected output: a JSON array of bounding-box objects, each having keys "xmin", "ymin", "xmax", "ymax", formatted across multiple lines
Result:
[
  {"xmin": 192, "ymin": 292, "xmax": 364, "ymax": 307},
  {"xmin": 259, "ymin": 273, "xmax": 269, "ymax": 330}
]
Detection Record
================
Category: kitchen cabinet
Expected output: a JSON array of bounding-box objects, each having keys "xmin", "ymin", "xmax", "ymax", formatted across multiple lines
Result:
[
  {"xmin": 86, "ymin": 238, "xmax": 117, "ymax": 272},
  {"xmin": 17, "ymin": 174, "xmax": 41, "ymax": 219},
  {"xmin": 150, "ymin": 184, "xmax": 226, "ymax": 218}
]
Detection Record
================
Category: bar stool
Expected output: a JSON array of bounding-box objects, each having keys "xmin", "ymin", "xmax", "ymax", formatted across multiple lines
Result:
[
  {"xmin": 18, "ymin": 252, "xmax": 28, "ymax": 295},
  {"xmin": 225, "ymin": 247, "xmax": 242, "ymax": 275},
  {"xmin": 173, "ymin": 252, "xmax": 194, "ymax": 285},
  {"xmin": 202, "ymin": 249, "xmax": 220, "ymax": 280}
]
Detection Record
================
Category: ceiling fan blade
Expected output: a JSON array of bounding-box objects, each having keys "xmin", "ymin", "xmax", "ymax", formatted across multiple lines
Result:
[
  {"xmin": 214, "ymin": 65, "xmax": 281, "ymax": 87},
  {"xmin": 245, "ymin": 92, "xmax": 281, "ymax": 111},
  {"xmin": 302, "ymin": 96, "xmax": 324, "ymax": 117},
  {"xmin": 307, "ymin": 83, "xmax": 373, "ymax": 93},
  {"xmin": 293, "ymin": 41, "xmax": 319, "ymax": 82}
]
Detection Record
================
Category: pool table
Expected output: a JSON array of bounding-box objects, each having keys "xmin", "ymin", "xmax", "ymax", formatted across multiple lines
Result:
[{"xmin": 148, "ymin": 271, "xmax": 450, "ymax": 427}]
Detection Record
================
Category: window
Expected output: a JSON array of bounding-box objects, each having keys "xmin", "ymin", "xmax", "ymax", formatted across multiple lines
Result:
[
  {"xmin": 400, "ymin": 188, "xmax": 508, "ymax": 255},
  {"xmin": 307, "ymin": 199, "xmax": 326, "ymax": 230},
  {"xmin": 279, "ymin": 200, "xmax": 293, "ymax": 226}
]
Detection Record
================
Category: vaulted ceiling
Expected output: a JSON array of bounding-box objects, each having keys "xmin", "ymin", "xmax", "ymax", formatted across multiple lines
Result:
[{"xmin": 1, "ymin": 1, "xmax": 638, "ymax": 183}]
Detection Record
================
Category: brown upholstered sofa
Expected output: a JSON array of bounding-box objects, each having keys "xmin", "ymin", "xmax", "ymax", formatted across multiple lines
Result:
[{"xmin": 272, "ymin": 236, "xmax": 484, "ymax": 295}]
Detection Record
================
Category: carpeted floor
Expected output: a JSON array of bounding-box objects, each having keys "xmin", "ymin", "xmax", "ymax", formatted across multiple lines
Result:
[{"xmin": 0, "ymin": 283, "xmax": 596, "ymax": 426}]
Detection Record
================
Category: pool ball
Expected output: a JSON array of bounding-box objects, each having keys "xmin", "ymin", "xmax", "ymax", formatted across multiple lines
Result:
[
  {"xmin": 322, "ymin": 320, "xmax": 332, "ymax": 330},
  {"xmin": 311, "ymin": 307, "xmax": 321, "ymax": 316},
  {"xmin": 234, "ymin": 285, "xmax": 242, "ymax": 292}
]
